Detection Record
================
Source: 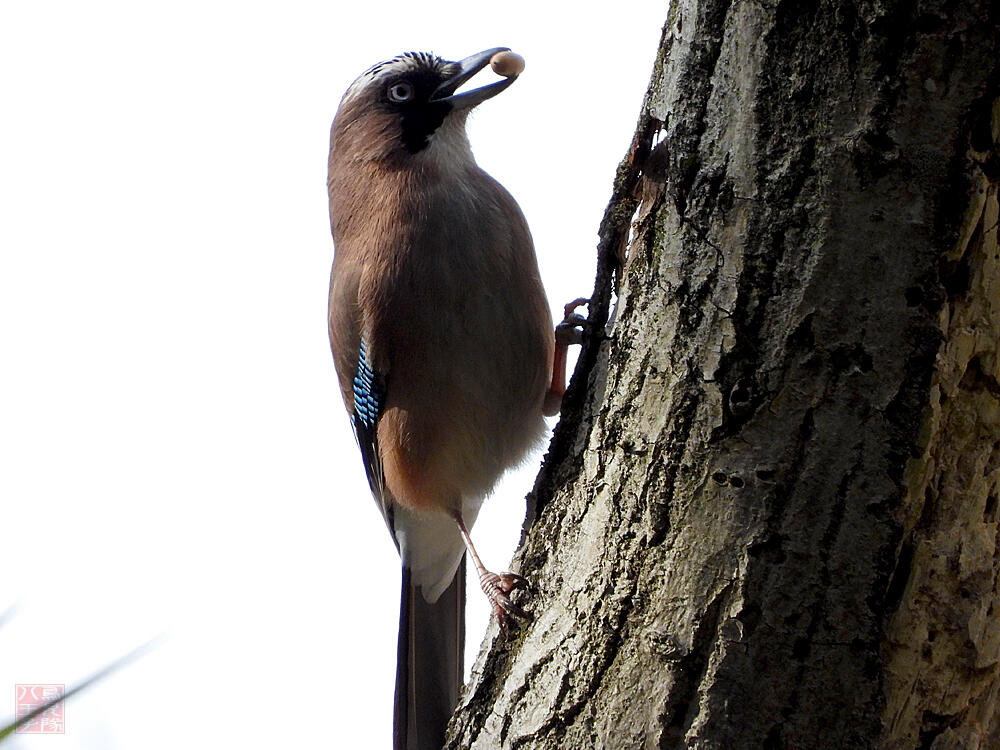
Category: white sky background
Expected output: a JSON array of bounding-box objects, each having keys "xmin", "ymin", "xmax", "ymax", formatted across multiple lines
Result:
[{"xmin": 0, "ymin": 2, "xmax": 665, "ymax": 747}]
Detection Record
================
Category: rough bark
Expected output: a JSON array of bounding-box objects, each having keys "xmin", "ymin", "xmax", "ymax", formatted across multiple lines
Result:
[{"xmin": 448, "ymin": 2, "xmax": 1000, "ymax": 748}]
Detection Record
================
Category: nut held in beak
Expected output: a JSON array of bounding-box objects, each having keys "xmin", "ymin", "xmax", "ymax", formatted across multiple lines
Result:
[{"xmin": 490, "ymin": 50, "xmax": 525, "ymax": 77}]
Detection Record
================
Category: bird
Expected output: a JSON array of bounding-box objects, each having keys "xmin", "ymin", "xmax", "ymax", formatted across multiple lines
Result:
[{"xmin": 327, "ymin": 47, "xmax": 581, "ymax": 750}]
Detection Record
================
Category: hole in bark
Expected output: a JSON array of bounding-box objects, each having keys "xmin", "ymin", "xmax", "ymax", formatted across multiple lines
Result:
[
  {"xmin": 963, "ymin": 358, "xmax": 1000, "ymax": 399},
  {"xmin": 927, "ymin": 630, "xmax": 936, "ymax": 642},
  {"xmin": 905, "ymin": 285, "xmax": 924, "ymax": 306},
  {"xmin": 712, "ymin": 471, "xmax": 728, "ymax": 484},
  {"xmin": 792, "ymin": 637, "xmax": 810, "ymax": 660},
  {"xmin": 730, "ymin": 380, "xmax": 752, "ymax": 405},
  {"xmin": 729, "ymin": 475, "xmax": 745, "ymax": 488},
  {"xmin": 755, "ymin": 468, "xmax": 776, "ymax": 481},
  {"xmin": 960, "ymin": 356, "xmax": 983, "ymax": 391},
  {"xmin": 939, "ymin": 248, "xmax": 973, "ymax": 299},
  {"xmin": 918, "ymin": 710, "xmax": 955, "ymax": 749},
  {"xmin": 985, "ymin": 495, "xmax": 998, "ymax": 523}
]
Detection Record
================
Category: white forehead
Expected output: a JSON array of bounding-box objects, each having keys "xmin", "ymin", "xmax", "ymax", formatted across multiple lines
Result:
[{"xmin": 340, "ymin": 51, "xmax": 444, "ymax": 104}]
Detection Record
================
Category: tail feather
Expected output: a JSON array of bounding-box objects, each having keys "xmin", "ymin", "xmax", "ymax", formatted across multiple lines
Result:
[{"xmin": 394, "ymin": 560, "xmax": 466, "ymax": 750}]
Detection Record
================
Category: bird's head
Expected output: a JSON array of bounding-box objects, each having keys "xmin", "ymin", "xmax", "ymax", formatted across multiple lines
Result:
[{"xmin": 330, "ymin": 47, "xmax": 521, "ymax": 168}]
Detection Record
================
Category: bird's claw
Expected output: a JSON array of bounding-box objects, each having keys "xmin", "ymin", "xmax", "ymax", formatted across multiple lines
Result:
[
  {"xmin": 556, "ymin": 297, "xmax": 588, "ymax": 347},
  {"xmin": 480, "ymin": 571, "xmax": 531, "ymax": 630},
  {"xmin": 562, "ymin": 297, "xmax": 589, "ymax": 319}
]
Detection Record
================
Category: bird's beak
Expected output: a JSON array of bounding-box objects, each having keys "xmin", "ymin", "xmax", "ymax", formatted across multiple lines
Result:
[{"xmin": 431, "ymin": 47, "xmax": 518, "ymax": 110}]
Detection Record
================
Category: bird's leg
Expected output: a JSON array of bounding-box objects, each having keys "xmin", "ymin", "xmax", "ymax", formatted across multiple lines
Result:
[
  {"xmin": 452, "ymin": 510, "xmax": 529, "ymax": 628},
  {"xmin": 545, "ymin": 297, "xmax": 589, "ymax": 414}
]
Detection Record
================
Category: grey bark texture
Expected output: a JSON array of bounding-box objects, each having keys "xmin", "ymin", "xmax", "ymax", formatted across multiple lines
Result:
[{"xmin": 447, "ymin": 2, "xmax": 1000, "ymax": 748}]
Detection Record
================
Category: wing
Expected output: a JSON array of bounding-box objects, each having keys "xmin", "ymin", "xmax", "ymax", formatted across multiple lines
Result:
[{"xmin": 349, "ymin": 337, "xmax": 397, "ymax": 539}]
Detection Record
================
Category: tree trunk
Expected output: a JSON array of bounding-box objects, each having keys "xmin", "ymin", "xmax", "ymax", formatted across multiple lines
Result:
[{"xmin": 447, "ymin": 2, "xmax": 1000, "ymax": 748}]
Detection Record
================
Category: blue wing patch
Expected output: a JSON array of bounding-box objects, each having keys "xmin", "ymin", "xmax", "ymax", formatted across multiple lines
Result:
[
  {"xmin": 352, "ymin": 338, "xmax": 381, "ymax": 431},
  {"xmin": 351, "ymin": 338, "xmax": 387, "ymax": 504}
]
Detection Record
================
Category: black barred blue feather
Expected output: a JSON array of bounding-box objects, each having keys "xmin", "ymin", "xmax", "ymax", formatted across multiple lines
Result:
[
  {"xmin": 351, "ymin": 338, "xmax": 387, "ymax": 506},
  {"xmin": 353, "ymin": 339, "xmax": 381, "ymax": 429}
]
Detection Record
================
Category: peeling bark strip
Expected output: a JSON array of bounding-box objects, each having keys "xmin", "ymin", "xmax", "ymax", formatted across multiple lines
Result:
[
  {"xmin": 449, "ymin": 3, "xmax": 1000, "ymax": 749},
  {"xmin": 883, "ymin": 100, "xmax": 1000, "ymax": 749}
]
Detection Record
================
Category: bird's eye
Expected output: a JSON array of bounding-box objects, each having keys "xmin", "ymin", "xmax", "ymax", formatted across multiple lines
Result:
[{"xmin": 387, "ymin": 81, "xmax": 415, "ymax": 103}]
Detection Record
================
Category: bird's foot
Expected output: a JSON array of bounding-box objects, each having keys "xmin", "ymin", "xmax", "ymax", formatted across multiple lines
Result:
[
  {"xmin": 546, "ymin": 297, "xmax": 590, "ymax": 415},
  {"xmin": 555, "ymin": 297, "xmax": 589, "ymax": 348},
  {"xmin": 479, "ymin": 570, "xmax": 530, "ymax": 630}
]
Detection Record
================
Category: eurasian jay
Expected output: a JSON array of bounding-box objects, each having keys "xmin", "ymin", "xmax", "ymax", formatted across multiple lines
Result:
[{"xmin": 327, "ymin": 47, "xmax": 579, "ymax": 750}]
